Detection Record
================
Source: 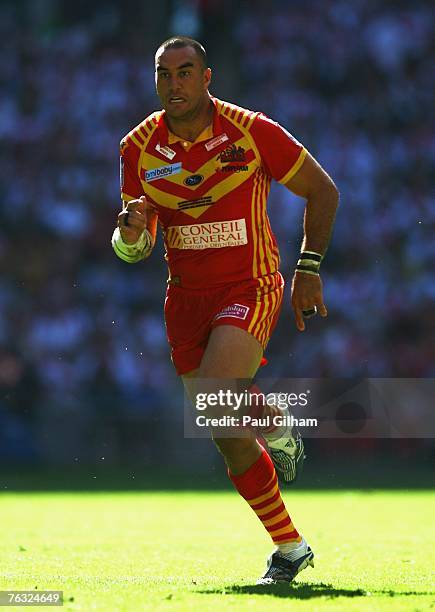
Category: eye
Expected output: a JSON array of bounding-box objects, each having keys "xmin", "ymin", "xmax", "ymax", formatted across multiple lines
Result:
[{"xmin": 180, "ymin": 71, "xmax": 190, "ymax": 78}]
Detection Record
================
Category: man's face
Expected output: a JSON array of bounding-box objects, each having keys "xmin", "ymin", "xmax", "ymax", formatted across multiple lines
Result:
[{"xmin": 155, "ymin": 46, "xmax": 211, "ymax": 120}]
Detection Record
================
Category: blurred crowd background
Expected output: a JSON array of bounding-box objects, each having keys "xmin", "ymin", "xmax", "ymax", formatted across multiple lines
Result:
[{"xmin": 0, "ymin": 0, "xmax": 433, "ymax": 468}]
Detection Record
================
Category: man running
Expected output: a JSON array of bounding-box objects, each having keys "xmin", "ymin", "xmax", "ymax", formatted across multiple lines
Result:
[{"xmin": 112, "ymin": 36, "xmax": 339, "ymax": 584}]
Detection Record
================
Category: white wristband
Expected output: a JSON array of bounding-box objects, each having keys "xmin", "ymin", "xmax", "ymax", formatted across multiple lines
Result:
[{"xmin": 111, "ymin": 227, "xmax": 153, "ymax": 263}]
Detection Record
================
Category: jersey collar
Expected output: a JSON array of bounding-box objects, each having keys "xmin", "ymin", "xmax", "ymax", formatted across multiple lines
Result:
[{"xmin": 157, "ymin": 96, "xmax": 224, "ymax": 147}]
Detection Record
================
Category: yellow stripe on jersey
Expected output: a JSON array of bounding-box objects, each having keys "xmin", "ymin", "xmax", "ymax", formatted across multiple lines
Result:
[
  {"xmin": 235, "ymin": 108, "xmax": 246, "ymax": 124},
  {"xmin": 253, "ymin": 171, "xmax": 261, "ymax": 276},
  {"xmin": 259, "ymin": 291, "xmax": 272, "ymax": 346},
  {"xmin": 259, "ymin": 275, "xmax": 275, "ymax": 344},
  {"xmin": 260, "ymin": 174, "xmax": 279, "ymax": 272},
  {"xmin": 259, "ymin": 173, "xmax": 272, "ymax": 274},
  {"xmin": 137, "ymin": 122, "xmax": 147, "ymax": 137},
  {"xmin": 208, "ymin": 164, "xmax": 255, "ymax": 202},
  {"xmin": 139, "ymin": 112, "xmax": 159, "ymax": 138},
  {"xmin": 130, "ymin": 133, "xmax": 143, "ymax": 149},
  {"xmin": 278, "ymin": 147, "xmax": 307, "ymax": 185},
  {"xmin": 165, "ymin": 226, "xmax": 182, "ymax": 249},
  {"xmin": 141, "ymin": 134, "xmax": 250, "ymax": 189},
  {"xmin": 244, "ymin": 112, "xmax": 257, "ymax": 131},
  {"xmin": 247, "ymin": 273, "xmax": 282, "ymax": 348},
  {"xmin": 258, "ymin": 175, "xmax": 267, "ymax": 277},
  {"xmin": 143, "ymin": 120, "xmax": 152, "ymax": 134},
  {"xmin": 260, "ymin": 182, "xmax": 272, "ymax": 272},
  {"xmin": 141, "ymin": 161, "xmax": 258, "ymax": 220},
  {"xmin": 123, "ymin": 111, "xmax": 161, "ymax": 151},
  {"xmin": 132, "ymin": 123, "xmax": 161, "ymax": 202},
  {"xmin": 135, "ymin": 103, "xmax": 266, "ymax": 220},
  {"xmin": 265, "ymin": 214, "xmax": 279, "ymax": 271},
  {"xmin": 256, "ymin": 284, "xmax": 270, "ymax": 346},
  {"xmin": 121, "ymin": 192, "xmax": 137, "ymax": 203},
  {"xmin": 251, "ymin": 170, "xmax": 261, "ymax": 278},
  {"xmin": 217, "ymin": 104, "xmax": 261, "ymax": 166},
  {"xmin": 248, "ymin": 275, "xmax": 264, "ymax": 335},
  {"xmin": 249, "ymin": 275, "xmax": 270, "ymax": 340},
  {"xmin": 144, "ymin": 182, "xmax": 201, "ymax": 214},
  {"xmin": 219, "ymin": 100, "xmax": 236, "ymax": 116},
  {"xmin": 263, "ymin": 286, "xmax": 279, "ymax": 346}
]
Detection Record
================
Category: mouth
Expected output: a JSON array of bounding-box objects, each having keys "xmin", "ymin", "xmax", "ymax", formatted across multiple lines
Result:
[{"xmin": 168, "ymin": 96, "xmax": 186, "ymax": 104}]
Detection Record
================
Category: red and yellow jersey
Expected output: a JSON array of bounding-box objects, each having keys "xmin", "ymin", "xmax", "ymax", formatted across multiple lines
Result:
[{"xmin": 120, "ymin": 96, "xmax": 306, "ymax": 289}]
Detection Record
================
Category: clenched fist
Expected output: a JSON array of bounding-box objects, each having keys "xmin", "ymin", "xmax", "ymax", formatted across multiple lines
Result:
[{"xmin": 117, "ymin": 196, "xmax": 157, "ymax": 245}]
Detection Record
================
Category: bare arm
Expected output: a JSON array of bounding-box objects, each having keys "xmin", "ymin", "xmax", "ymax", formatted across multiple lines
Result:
[
  {"xmin": 285, "ymin": 152, "xmax": 339, "ymax": 331},
  {"xmin": 285, "ymin": 151, "xmax": 339, "ymax": 255}
]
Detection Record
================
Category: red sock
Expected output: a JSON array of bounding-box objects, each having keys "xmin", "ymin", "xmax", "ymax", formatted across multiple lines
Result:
[{"xmin": 229, "ymin": 447, "xmax": 301, "ymax": 545}]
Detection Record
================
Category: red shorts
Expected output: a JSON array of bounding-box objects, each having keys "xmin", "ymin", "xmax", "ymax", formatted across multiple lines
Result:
[{"xmin": 164, "ymin": 272, "xmax": 284, "ymax": 375}]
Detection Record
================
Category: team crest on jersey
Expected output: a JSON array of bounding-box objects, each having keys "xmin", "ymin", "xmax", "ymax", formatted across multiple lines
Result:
[
  {"xmin": 145, "ymin": 162, "xmax": 182, "ymax": 182},
  {"xmin": 217, "ymin": 144, "xmax": 246, "ymax": 163}
]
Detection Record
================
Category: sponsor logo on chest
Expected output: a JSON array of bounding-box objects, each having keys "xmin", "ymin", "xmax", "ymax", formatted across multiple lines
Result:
[
  {"xmin": 145, "ymin": 162, "xmax": 182, "ymax": 182},
  {"xmin": 166, "ymin": 218, "xmax": 248, "ymax": 250}
]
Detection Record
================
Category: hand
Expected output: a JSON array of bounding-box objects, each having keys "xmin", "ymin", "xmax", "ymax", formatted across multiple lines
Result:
[
  {"xmin": 117, "ymin": 196, "xmax": 157, "ymax": 245},
  {"xmin": 291, "ymin": 271, "xmax": 327, "ymax": 332}
]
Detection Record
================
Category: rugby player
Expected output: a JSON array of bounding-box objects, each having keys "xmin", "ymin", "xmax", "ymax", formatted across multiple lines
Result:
[{"xmin": 112, "ymin": 36, "xmax": 339, "ymax": 584}]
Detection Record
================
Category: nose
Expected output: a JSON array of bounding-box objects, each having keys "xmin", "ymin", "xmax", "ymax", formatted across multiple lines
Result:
[{"xmin": 167, "ymin": 74, "xmax": 181, "ymax": 92}]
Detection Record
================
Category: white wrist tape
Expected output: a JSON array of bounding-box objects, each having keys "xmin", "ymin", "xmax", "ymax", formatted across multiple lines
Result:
[{"xmin": 111, "ymin": 227, "xmax": 153, "ymax": 263}]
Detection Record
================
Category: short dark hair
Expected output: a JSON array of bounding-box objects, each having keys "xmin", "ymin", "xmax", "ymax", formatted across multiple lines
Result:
[{"xmin": 156, "ymin": 36, "xmax": 208, "ymax": 69}]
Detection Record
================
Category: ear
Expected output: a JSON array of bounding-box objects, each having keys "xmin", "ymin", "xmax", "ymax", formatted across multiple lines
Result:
[{"xmin": 204, "ymin": 67, "xmax": 212, "ymax": 88}]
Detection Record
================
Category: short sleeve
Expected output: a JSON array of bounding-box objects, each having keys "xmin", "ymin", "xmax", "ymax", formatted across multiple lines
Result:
[
  {"xmin": 250, "ymin": 113, "xmax": 307, "ymax": 184},
  {"xmin": 120, "ymin": 137, "xmax": 144, "ymax": 203}
]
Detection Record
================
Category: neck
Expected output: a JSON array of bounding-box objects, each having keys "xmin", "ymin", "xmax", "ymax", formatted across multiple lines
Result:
[{"xmin": 166, "ymin": 95, "xmax": 214, "ymax": 142}]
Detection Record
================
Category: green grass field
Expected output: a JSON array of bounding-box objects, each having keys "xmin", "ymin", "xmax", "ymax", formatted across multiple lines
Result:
[{"xmin": 1, "ymin": 490, "xmax": 433, "ymax": 611}]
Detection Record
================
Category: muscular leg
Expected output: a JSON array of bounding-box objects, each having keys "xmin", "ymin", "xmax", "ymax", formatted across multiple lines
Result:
[
  {"xmin": 182, "ymin": 325, "xmax": 263, "ymax": 474},
  {"xmin": 182, "ymin": 324, "xmax": 305, "ymax": 560}
]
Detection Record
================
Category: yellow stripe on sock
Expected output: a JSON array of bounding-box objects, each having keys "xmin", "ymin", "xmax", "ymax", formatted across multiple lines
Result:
[
  {"xmin": 269, "ymin": 524, "xmax": 297, "ymax": 539},
  {"xmin": 255, "ymin": 496, "xmax": 283, "ymax": 518},
  {"xmin": 262, "ymin": 508, "xmax": 290, "ymax": 528},
  {"xmin": 247, "ymin": 481, "xmax": 278, "ymax": 507}
]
